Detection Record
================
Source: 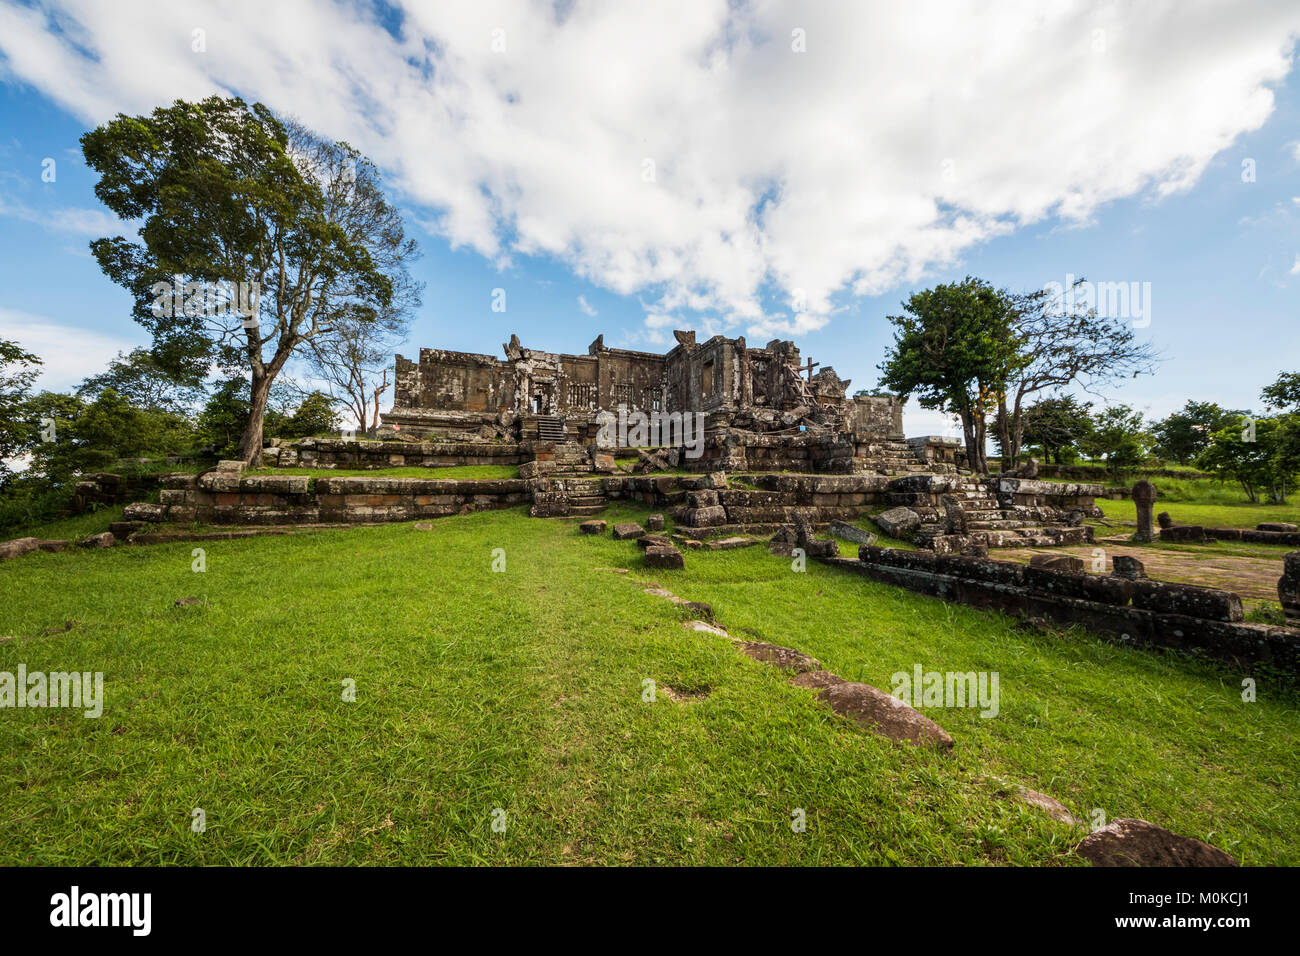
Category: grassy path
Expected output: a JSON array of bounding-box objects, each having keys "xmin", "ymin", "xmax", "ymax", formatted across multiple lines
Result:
[{"xmin": 1, "ymin": 505, "xmax": 1296, "ymax": 864}]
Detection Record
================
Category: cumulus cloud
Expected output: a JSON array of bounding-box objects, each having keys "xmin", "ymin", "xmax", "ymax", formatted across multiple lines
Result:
[
  {"xmin": 0, "ymin": 308, "xmax": 142, "ymax": 391},
  {"xmin": 1, "ymin": 1, "xmax": 1297, "ymax": 341},
  {"xmin": 576, "ymin": 294, "xmax": 597, "ymax": 317},
  {"xmin": 1291, "ymin": 254, "xmax": 1300, "ymax": 276}
]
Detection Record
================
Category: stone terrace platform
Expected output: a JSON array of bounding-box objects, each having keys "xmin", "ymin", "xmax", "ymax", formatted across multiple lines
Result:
[{"xmin": 121, "ymin": 464, "xmax": 1100, "ymax": 552}]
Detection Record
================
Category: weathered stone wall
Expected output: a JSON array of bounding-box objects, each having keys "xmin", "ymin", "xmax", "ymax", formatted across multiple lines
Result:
[
  {"xmin": 905, "ymin": 435, "xmax": 962, "ymax": 467},
  {"xmin": 1163, "ymin": 526, "xmax": 1300, "ymax": 547},
  {"xmin": 70, "ymin": 472, "xmax": 164, "ymax": 513},
  {"xmin": 681, "ymin": 432, "xmax": 861, "ymax": 474},
  {"xmin": 851, "ymin": 395, "xmax": 904, "ymax": 440},
  {"xmin": 392, "ymin": 348, "xmax": 513, "ymax": 414},
  {"xmin": 131, "ymin": 472, "xmax": 529, "ymax": 525},
  {"xmin": 988, "ymin": 476, "xmax": 1103, "ymax": 511},
  {"xmin": 881, "ymin": 474, "xmax": 1103, "ymax": 513},
  {"xmin": 833, "ymin": 547, "xmax": 1299, "ymax": 678},
  {"xmin": 267, "ymin": 438, "xmax": 526, "ymax": 470}
]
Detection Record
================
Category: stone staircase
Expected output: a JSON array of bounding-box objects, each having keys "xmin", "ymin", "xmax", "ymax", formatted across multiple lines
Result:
[
  {"xmin": 563, "ymin": 477, "xmax": 608, "ymax": 516},
  {"xmin": 908, "ymin": 477, "xmax": 1090, "ymax": 550},
  {"xmin": 536, "ymin": 415, "xmax": 567, "ymax": 442},
  {"xmin": 856, "ymin": 439, "xmax": 958, "ymax": 476}
]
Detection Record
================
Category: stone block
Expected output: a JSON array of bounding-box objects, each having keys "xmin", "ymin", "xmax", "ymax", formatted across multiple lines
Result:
[
  {"xmin": 873, "ymin": 506, "xmax": 921, "ymax": 538},
  {"xmin": 681, "ymin": 505, "xmax": 727, "ymax": 527},
  {"xmin": 827, "ymin": 520, "xmax": 877, "ymax": 546},
  {"xmin": 1131, "ymin": 579, "xmax": 1243, "ymax": 622},
  {"xmin": 0, "ymin": 537, "xmax": 40, "ymax": 561},
  {"xmin": 1028, "ymin": 554, "xmax": 1085, "ymax": 573},
  {"xmin": 1111, "ymin": 555, "xmax": 1147, "ymax": 580},
  {"xmin": 644, "ymin": 545, "xmax": 684, "ymax": 569},
  {"xmin": 1025, "ymin": 566, "xmax": 1133, "ymax": 605},
  {"xmin": 612, "ymin": 523, "xmax": 645, "ymax": 540}
]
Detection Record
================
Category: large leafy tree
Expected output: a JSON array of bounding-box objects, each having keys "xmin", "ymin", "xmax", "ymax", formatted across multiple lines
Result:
[
  {"xmin": 1197, "ymin": 416, "xmax": 1293, "ymax": 504},
  {"xmin": 1260, "ymin": 370, "xmax": 1300, "ymax": 500},
  {"xmin": 1151, "ymin": 400, "xmax": 1244, "ymax": 465},
  {"xmin": 81, "ymin": 96, "xmax": 420, "ymax": 465},
  {"xmin": 1261, "ymin": 371, "xmax": 1300, "ymax": 412},
  {"xmin": 878, "ymin": 277, "xmax": 1022, "ymax": 473}
]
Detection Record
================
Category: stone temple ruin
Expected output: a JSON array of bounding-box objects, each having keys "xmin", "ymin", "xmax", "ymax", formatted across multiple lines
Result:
[
  {"xmin": 379, "ymin": 329, "xmax": 926, "ymax": 471},
  {"xmin": 113, "ymin": 329, "xmax": 1096, "ymax": 554}
]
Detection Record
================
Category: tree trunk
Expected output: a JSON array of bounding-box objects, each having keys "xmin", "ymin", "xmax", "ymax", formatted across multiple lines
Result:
[
  {"xmin": 996, "ymin": 398, "xmax": 1013, "ymax": 471},
  {"xmin": 960, "ymin": 409, "xmax": 989, "ymax": 474},
  {"xmin": 960, "ymin": 412, "xmax": 979, "ymax": 473},
  {"xmin": 238, "ymin": 372, "xmax": 274, "ymax": 467}
]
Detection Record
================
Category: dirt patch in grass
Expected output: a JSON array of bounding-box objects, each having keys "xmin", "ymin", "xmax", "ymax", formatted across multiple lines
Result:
[{"xmin": 997, "ymin": 538, "xmax": 1288, "ymax": 607}]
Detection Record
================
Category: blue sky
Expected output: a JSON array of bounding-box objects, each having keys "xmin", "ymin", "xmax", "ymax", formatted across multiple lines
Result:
[{"xmin": 0, "ymin": 1, "xmax": 1297, "ymax": 436}]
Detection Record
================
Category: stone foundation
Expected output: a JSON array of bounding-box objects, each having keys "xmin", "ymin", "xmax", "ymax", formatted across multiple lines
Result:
[
  {"xmin": 831, "ymin": 547, "xmax": 1299, "ymax": 678},
  {"xmin": 266, "ymin": 438, "xmax": 526, "ymax": 470},
  {"xmin": 129, "ymin": 471, "xmax": 529, "ymax": 525}
]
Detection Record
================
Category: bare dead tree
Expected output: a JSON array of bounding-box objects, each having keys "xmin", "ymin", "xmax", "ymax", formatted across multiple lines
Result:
[
  {"xmin": 996, "ymin": 278, "xmax": 1161, "ymax": 467},
  {"xmin": 306, "ymin": 305, "xmax": 408, "ymax": 433}
]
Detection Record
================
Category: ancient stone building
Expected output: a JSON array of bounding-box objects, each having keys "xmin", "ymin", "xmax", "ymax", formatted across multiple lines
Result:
[{"xmin": 382, "ymin": 329, "xmax": 913, "ymax": 454}]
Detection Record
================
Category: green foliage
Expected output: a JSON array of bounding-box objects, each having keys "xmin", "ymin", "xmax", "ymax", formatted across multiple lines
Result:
[
  {"xmin": 282, "ymin": 390, "xmax": 340, "ymax": 439},
  {"xmin": 997, "ymin": 394, "xmax": 1093, "ymax": 463},
  {"xmin": 196, "ymin": 380, "xmax": 340, "ymax": 456},
  {"xmin": 1197, "ymin": 416, "xmax": 1295, "ymax": 504},
  {"xmin": 81, "ymin": 95, "xmax": 419, "ymax": 463},
  {"xmin": 1151, "ymin": 400, "xmax": 1245, "ymax": 465},
  {"xmin": 878, "ymin": 276, "xmax": 1022, "ymax": 471},
  {"xmin": 1081, "ymin": 404, "xmax": 1153, "ymax": 476},
  {"xmin": 22, "ymin": 389, "xmax": 193, "ymax": 483},
  {"xmin": 78, "ymin": 347, "xmax": 206, "ymax": 415},
  {"xmin": 0, "ymin": 338, "xmax": 42, "ymax": 484},
  {"xmin": 1261, "ymin": 371, "xmax": 1300, "ymax": 413}
]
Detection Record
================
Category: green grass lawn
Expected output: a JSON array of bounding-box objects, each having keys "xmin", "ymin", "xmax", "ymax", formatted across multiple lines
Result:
[
  {"xmin": 1, "ymin": 504, "xmax": 1296, "ymax": 865},
  {"xmin": 1096, "ymin": 494, "xmax": 1299, "ymax": 529}
]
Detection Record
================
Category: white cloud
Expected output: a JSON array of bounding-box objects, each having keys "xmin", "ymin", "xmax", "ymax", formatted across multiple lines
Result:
[
  {"xmin": 0, "ymin": 1, "xmax": 1297, "ymax": 342},
  {"xmin": 0, "ymin": 194, "xmax": 123, "ymax": 237},
  {"xmin": 576, "ymin": 295, "xmax": 597, "ymax": 317},
  {"xmin": 1291, "ymin": 254, "xmax": 1300, "ymax": 276},
  {"xmin": 0, "ymin": 308, "xmax": 142, "ymax": 391}
]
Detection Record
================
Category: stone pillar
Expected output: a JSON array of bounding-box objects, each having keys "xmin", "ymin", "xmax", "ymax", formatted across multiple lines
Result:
[
  {"xmin": 1279, "ymin": 552, "xmax": 1300, "ymax": 623},
  {"xmin": 1132, "ymin": 480, "xmax": 1157, "ymax": 543}
]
